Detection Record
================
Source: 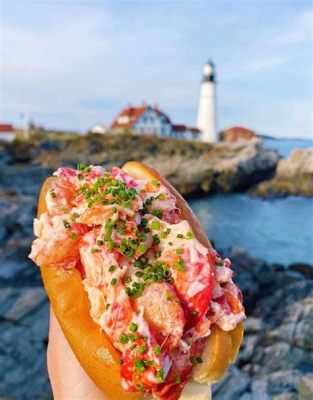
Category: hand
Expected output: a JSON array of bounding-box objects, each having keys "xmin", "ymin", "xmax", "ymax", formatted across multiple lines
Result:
[{"xmin": 47, "ymin": 308, "xmax": 105, "ymax": 400}]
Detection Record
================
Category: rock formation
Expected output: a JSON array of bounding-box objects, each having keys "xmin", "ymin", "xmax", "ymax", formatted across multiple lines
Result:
[{"xmin": 255, "ymin": 148, "xmax": 313, "ymax": 197}]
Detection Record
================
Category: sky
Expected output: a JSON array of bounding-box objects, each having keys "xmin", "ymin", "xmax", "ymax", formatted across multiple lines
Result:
[{"xmin": 1, "ymin": 0, "xmax": 313, "ymax": 138}]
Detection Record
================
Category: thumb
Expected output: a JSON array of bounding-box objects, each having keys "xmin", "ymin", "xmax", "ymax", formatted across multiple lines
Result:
[{"xmin": 47, "ymin": 308, "xmax": 105, "ymax": 400}]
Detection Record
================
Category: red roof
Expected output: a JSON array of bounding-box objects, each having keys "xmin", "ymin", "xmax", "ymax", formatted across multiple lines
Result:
[
  {"xmin": 222, "ymin": 126, "xmax": 256, "ymax": 135},
  {"xmin": 172, "ymin": 124, "xmax": 186, "ymax": 131},
  {"xmin": 0, "ymin": 123, "xmax": 14, "ymax": 133},
  {"xmin": 189, "ymin": 127, "xmax": 201, "ymax": 133},
  {"xmin": 111, "ymin": 106, "xmax": 148, "ymax": 129},
  {"xmin": 172, "ymin": 124, "xmax": 201, "ymax": 134},
  {"xmin": 220, "ymin": 126, "xmax": 256, "ymax": 142}
]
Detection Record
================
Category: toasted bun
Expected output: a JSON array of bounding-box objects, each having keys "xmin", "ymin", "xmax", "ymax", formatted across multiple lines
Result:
[{"xmin": 38, "ymin": 162, "xmax": 243, "ymax": 399}]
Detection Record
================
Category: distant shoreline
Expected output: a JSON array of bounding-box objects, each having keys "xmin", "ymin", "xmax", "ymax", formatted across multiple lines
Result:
[{"xmin": 258, "ymin": 134, "xmax": 313, "ymax": 141}]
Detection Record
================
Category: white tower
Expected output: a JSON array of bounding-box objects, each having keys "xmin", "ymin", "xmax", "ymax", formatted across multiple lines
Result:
[{"xmin": 196, "ymin": 60, "xmax": 217, "ymax": 142}]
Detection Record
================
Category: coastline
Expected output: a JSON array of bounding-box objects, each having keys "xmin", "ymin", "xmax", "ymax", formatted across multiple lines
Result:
[{"xmin": 0, "ymin": 133, "xmax": 279, "ymax": 197}]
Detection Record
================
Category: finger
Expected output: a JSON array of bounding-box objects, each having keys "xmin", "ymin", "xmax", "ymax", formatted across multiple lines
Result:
[{"xmin": 48, "ymin": 307, "xmax": 105, "ymax": 400}]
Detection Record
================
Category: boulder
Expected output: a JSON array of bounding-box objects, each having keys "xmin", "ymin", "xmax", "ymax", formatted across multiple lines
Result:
[
  {"xmin": 0, "ymin": 298, "xmax": 51, "ymax": 399},
  {"xmin": 255, "ymin": 148, "xmax": 313, "ymax": 197},
  {"xmin": 213, "ymin": 365, "xmax": 251, "ymax": 399},
  {"xmin": 1, "ymin": 287, "xmax": 46, "ymax": 322},
  {"xmin": 289, "ymin": 263, "xmax": 313, "ymax": 279},
  {"xmin": 299, "ymin": 374, "xmax": 313, "ymax": 400}
]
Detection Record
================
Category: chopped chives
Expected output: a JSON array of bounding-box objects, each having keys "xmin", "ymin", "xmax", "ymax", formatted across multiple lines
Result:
[
  {"xmin": 107, "ymin": 241, "xmax": 115, "ymax": 250},
  {"xmin": 63, "ymin": 220, "xmax": 70, "ymax": 228},
  {"xmin": 70, "ymin": 232, "xmax": 77, "ymax": 240},
  {"xmin": 157, "ymin": 193, "xmax": 166, "ymax": 200},
  {"xmin": 151, "ymin": 209, "xmax": 163, "ymax": 219},
  {"xmin": 134, "ymin": 359, "xmax": 145, "ymax": 372},
  {"xmin": 151, "ymin": 220, "xmax": 160, "ymax": 230},
  {"xmin": 156, "ymin": 368, "xmax": 165, "ymax": 382},
  {"xmin": 174, "ymin": 259, "xmax": 185, "ymax": 271},
  {"xmin": 120, "ymin": 334, "xmax": 129, "ymax": 344},
  {"xmin": 138, "ymin": 244, "xmax": 147, "ymax": 254},
  {"xmin": 143, "ymin": 360, "xmax": 154, "ymax": 366},
  {"xmin": 152, "ymin": 234, "xmax": 161, "ymax": 245},
  {"xmin": 129, "ymin": 322, "xmax": 138, "ymax": 332},
  {"xmin": 138, "ymin": 345, "xmax": 147, "ymax": 354},
  {"xmin": 186, "ymin": 231, "xmax": 194, "ymax": 239}
]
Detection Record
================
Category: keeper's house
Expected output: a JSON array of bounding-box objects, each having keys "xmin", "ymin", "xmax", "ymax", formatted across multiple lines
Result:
[
  {"xmin": 0, "ymin": 123, "xmax": 15, "ymax": 142},
  {"xmin": 110, "ymin": 105, "xmax": 200, "ymax": 141},
  {"xmin": 219, "ymin": 126, "xmax": 256, "ymax": 142}
]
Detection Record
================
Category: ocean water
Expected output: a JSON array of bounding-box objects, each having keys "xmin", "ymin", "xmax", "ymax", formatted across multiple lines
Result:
[
  {"xmin": 190, "ymin": 194, "xmax": 313, "ymax": 266},
  {"xmin": 189, "ymin": 138, "xmax": 313, "ymax": 266},
  {"xmin": 263, "ymin": 137, "xmax": 313, "ymax": 158}
]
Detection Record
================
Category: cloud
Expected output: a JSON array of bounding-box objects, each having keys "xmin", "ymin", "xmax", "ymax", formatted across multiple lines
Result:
[
  {"xmin": 235, "ymin": 55, "xmax": 290, "ymax": 76},
  {"xmin": 270, "ymin": 9, "xmax": 313, "ymax": 45},
  {"xmin": 220, "ymin": 8, "xmax": 312, "ymax": 82},
  {"xmin": 1, "ymin": 8, "xmax": 111, "ymax": 79}
]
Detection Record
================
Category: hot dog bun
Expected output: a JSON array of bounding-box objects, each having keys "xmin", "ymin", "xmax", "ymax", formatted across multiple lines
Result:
[{"xmin": 38, "ymin": 162, "xmax": 243, "ymax": 400}]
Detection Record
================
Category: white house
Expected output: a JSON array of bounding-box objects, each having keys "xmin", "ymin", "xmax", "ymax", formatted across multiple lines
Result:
[
  {"xmin": 171, "ymin": 124, "xmax": 201, "ymax": 141},
  {"xmin": 111, "ymin": 105, "xmax": 200, "ymax": 141},
  {"xmin": 111, "ymin": 105, "xmax": 172, "ymax": 137},
  {"xmin": 0, "ymin": 124, "xmax": 15, "ymax": 142},
  {"xmin": 89, "ymin": 124, "xmax": 108, "ymax": 134}
]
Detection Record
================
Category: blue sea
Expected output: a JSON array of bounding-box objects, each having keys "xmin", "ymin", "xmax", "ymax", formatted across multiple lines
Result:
[
  {"xmin": 190, "ymin": 138, "xmax": 313, "ymax": 266},
  {"xmin": 263, "ymin": 137, "xmax": 313, "ymax": 158}
]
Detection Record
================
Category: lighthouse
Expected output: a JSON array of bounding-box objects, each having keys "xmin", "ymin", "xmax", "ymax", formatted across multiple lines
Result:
[{"xmin": 196, "ymin": 60, "xmax": 217, "ymax": 142}]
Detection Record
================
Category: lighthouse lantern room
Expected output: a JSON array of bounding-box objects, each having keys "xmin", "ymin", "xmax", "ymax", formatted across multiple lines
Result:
[{"xmin": 196, "ymin": 60, "xmax": 217, "ymax": 142}]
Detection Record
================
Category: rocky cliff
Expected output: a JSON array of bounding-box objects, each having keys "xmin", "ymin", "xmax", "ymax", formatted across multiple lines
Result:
[
  {"xmin": 0, "ymin": 134, "xmax": 279, "ymax": 197},
  {"xmin": 255, "ymin": 148, "xmax": 313, "ymax": 197}
]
